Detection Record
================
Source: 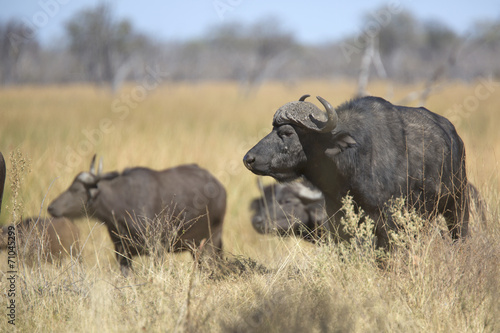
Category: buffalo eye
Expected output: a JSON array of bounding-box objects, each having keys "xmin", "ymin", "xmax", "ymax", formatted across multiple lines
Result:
[
  {"xmin": 69, "ymin": 186, "xmax": 80, "ymax": 194},
  {"xmin": 278, "ymin": 126, "xmax": 295, "ymax": 139}
]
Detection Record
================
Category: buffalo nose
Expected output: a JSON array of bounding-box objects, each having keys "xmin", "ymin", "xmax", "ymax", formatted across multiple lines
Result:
[
  {"xmin": 252, "ymin": 215, "xmax": 266, "ymax": 233},
  {"xmin": 47, "ymin": 205, "xmax": 57, "ymax": 217},
  {"xmin": 243, "ymin": 153, "xmax": 255, "ymax": 169},
  {"xmin": 252, "ymin": 215, "xmax": 263, "ymax": 227}
]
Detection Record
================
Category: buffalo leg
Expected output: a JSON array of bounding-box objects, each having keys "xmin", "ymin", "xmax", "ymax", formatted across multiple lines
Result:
[{"xmin": 109, "ymin": 233, "xmax": 133, "ymax": 276}]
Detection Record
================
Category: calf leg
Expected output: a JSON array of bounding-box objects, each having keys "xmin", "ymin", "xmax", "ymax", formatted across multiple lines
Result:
[{"xmin": 443, "ymin": 194, "xmax": 469, "ymax": 240}]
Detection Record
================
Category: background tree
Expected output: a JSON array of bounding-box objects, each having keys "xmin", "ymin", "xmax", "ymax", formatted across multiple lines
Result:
[
  {"xmin": 462, "ymin": 20, "xmax": 500, "ymax": 78},
  {"xmin": 205, "ymin": 17, "xmax": 297, "ymax": 95},
  {"xmin": 0, "ymin": 19, "xmax": 39, "ymax": 85},
  {"xmin": 65, "ymin": 3, "xmax": 156, "ymax": 90},
  {"xmin": 0, "ymin": 5, "xmax": 499, "ymax": 87}
]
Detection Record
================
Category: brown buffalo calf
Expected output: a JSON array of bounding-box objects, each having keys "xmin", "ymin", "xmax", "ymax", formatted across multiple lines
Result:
[{"xmin": 0, "ymin": 216, "xmax": 80, "ymax": 263}]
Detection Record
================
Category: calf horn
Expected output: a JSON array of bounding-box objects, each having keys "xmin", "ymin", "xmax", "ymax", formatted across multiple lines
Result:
[
  {"xmin": 89, "ymin": 154, "xmax": 97, "ymax": 175},
  {"xmin": 89, "ymin": 155, "xmax": 103, "ymax": 176}
]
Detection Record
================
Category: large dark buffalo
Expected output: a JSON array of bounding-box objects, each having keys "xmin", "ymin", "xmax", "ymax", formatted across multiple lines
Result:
[
  {"xmin": 250, "ymin": 181, "xmax": 327, "ymax": 242},
  {"xmin": 48, "ymin": 156, "xmax": 226, "ymax": 276},
  {"xmin": 244, "ymin": 95, "xmax": 469, "ymax": 247}
]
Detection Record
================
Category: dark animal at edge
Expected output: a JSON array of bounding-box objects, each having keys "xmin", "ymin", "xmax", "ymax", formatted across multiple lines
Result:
[
  {"xmin": 243, "ymin": 95, "xmax": 469, "ymax": 248},
  {"xmin": 48, "ymin": 156, "xmax": 226, "ymax": 276},
  {"xmin": 250, "ymin": 181, "xmax": 327, "ymax": 242},
  {"xmin": 0, "ymin": 216, "xmax": 81, "ymax": 262},
  {"xmin": 0, "ymin": 152, "xmax": 5, "ymax": 216}
]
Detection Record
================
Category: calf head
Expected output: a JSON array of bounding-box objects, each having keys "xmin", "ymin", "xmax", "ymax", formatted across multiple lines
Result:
[
  {"xmin": 0, "ymin": 218, "xmax": 40, "ymax": 250},
  {"xmin": 243, "ymin": 95, "xmax": 338, "ymax": 182},
  {"xmin": 0, "ymin": 225, "xmax": 12, "ymax": 249},
  {"xmin": 250, "ymin": 182, "xmax": 325, "ymax": 237},
  {"xmin": 48, "ymin": 155, "xmax": 115, "ymax": 218}
]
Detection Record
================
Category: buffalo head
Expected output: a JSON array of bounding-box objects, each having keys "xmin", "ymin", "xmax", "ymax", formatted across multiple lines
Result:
[
  {"xmin": 48, "ymin": 155, "xmax": 116, "ymax": 218},
  {"xmin": 243, "ymin": 95, "xmax": 338, "ymax": 182}
]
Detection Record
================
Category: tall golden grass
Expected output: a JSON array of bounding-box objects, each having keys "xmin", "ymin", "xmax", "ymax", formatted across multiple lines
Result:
[{"xmin": 0, "ymin": 80, "xmax": 499, "ymax": 332}]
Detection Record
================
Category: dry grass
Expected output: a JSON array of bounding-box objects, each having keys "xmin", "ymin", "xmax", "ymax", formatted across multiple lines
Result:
[{"xmin": 0, "ymin": 79, "xmax": 499, "ymax": 332}]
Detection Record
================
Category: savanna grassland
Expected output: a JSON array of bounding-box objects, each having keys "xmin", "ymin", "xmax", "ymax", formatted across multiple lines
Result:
[{"xmin": 0, "ymin": 80, "xmax": 499, "ymax": 332}]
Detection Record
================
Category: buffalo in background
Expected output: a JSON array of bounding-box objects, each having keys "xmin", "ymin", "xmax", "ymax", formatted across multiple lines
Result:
[
  {"xmin": 48, "ymin": 156, "xmax": 226, "ymax": 276},
  {"xmin": 251, "ymin": 181, "xmax": 486, "ymax": 244},
  {"xmin": 250, "ymin": 181, "xmax": 326, "ymax": 242},
  {"xmin": 244, "ymin": 95, "xmax": 470, "ymax": 248}
]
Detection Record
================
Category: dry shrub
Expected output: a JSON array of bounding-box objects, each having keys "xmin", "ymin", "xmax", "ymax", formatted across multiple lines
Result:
[{"xmin": 385, "ymin": 197, "xmax": 500, "ymax": 332}]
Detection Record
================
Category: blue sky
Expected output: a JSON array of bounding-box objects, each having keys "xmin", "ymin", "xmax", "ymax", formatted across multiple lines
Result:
[{"xmin": 1, "ymin": 0, "xmax": 499, "ymax": 45}]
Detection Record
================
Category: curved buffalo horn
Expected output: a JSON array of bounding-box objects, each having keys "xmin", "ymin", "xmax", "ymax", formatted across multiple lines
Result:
[
  {"xmin": 312, "ymin": 96, "xmax": 338, "ymax": 133},
  {"xmin": 89, "ymin": 154, "xmax": 97, "ymax": 175},
  {"xmin": 299, "ymin": 94, "xmax": 311, "ymax": 102},
  {"xmin": 273, "ymin": 95, "xmax": 338, "ymax": 133}
]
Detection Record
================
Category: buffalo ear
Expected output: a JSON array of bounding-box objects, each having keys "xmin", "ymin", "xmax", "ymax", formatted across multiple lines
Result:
[
  {"xmin": 77, "ymin": 172, "xmax": 98, "ymax": 185},
  {"xmin": 340, "ymin": 135, "xmax": 357, "ymax": 146},
  {"xmin": 89, "ymin": 188, "xmax": 100, "ymax": 200},
  {"xmin": 325, "ymin": 134, "xmax": 357, "ymax": 158},
  {"xmin": 325, "ymin": 147, "xmax": 341, "ymax": 158}
]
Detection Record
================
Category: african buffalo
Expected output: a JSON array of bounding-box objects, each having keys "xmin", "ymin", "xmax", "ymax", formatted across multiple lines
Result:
[
  {"xmin": 244, "ymin": 95, "xmax": 469, "ymax": 248},
  {"xmin": 250, "ymin": 181, "xmax": 326, "ymax": 242},
  {"xmin": 0, "ymin": 217, "xmax": 81, "ymax": 263},
  {"xmin": 48, "ymin": 156, "xmax": 226, "ymax": 276}
]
